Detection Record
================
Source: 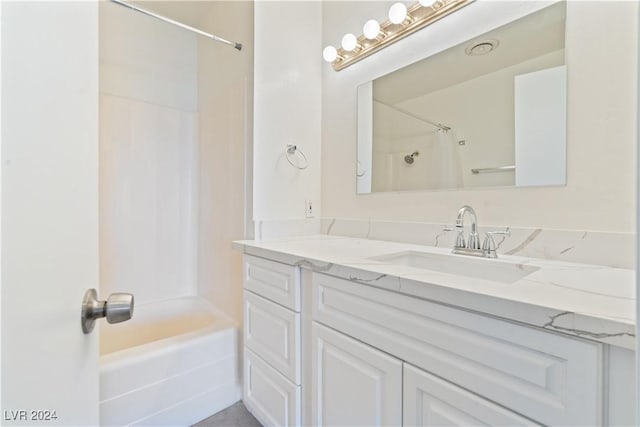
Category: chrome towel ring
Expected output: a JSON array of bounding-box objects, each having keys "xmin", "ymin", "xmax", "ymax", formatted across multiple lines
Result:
[{"xmin": 286, "ymin": 144, "xmax": 308, "ymax": 170}]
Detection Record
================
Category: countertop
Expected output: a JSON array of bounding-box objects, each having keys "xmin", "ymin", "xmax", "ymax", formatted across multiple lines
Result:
[{"xmin": 233, "ymin": 235, "xmax": 636, "ymax": 349}]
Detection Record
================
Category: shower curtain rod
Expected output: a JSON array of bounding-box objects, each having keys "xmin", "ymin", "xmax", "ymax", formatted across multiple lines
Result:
[
  {"xmin": 110, "ymin": 0, "xmax": 242, "ymax": 51},
  {"xmin": 374, "ymin": 99, "xmax": 451, "ymax": 132}
]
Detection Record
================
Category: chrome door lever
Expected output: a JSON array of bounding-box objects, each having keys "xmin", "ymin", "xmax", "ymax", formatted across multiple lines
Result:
[{"xmin": 81, "ymin": 288, "xmax": 134, "ymax": 334}]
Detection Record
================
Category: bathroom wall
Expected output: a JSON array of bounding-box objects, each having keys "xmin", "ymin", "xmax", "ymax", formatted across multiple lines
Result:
[
  {"xmin": 253, "ymin": 1, "xmax": 322, "ymax": 233},
  {"xmin": 99, "ymin": 2, "xmax": 199, "ymax": 304},
  {"xmin": 322, "ymin": 1, "xmax": 638, "ymax": 233},
  {"xmin": 197, "ymin": 1, "xmax": 254, "ymax": 323}
]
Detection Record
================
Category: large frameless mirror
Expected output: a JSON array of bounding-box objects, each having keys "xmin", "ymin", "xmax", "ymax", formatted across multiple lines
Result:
[{"xmin": 357, "ymin": 2, "xmax": 566, "ymax": 194}]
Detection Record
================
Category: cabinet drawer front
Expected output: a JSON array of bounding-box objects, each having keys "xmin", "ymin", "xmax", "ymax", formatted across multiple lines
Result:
[
  {"xmin": 312, "ymin": 273, "xmax": 601, "ymax": 426},
  {"xmin": 244, "ymin": 349, "xmax": 301, "ymax": 427},
  {"xmin": 244, "ymin": 291, "xmax": 301, "ymax": 384},
  {"xmin": 404, "ymin": 364, "xmax": 540, "ymax": 427},
  {"xmin": 244, "ymin": 255, "xmax": 300, "ymax": 311},
  {"xmin": 312, "ymin": 322, "xmax": 402, "ymax": 427}
]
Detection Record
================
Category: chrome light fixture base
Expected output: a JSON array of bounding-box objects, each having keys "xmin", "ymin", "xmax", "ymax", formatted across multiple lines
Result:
[{"xmin": 329, "ymin": 0, "xmax": 474, "ymax": 72}]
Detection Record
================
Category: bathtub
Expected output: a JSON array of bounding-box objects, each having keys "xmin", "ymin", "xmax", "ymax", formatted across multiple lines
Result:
[{"xmin": 99, "ymin": 296, "xmax": 241, "ymax": 426}]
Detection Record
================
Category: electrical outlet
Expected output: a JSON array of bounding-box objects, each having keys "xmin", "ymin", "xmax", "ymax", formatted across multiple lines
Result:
[{"xmin": 305, "ymin": 200, "xmax": 314, "ymax": 218}]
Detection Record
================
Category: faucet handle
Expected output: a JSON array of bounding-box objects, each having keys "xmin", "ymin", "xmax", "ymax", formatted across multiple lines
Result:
[
  {"xmin": 482, "ymin": 227, "xmax": 511, "ymax": 258},
  {"xmin": 486, "ymin": 227, "xmax": 511, "ymax": 237},
  {"xmin": 443, "ymin": 225, "xmax": 465, "ymax": 248}
]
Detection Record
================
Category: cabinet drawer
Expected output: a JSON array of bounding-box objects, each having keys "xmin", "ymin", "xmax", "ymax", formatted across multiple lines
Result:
[
  {"xmin": 404, "ymin": 363, "xmax": 540, "ymax": 426},
  {"xmin": 244, "ymin": 291, "xmax": 301, "ymax": 384},
  {"xmin": 244, "ymin": 348, "xmax": 301, "ymax": 427},
  {"xmin": 244, "ymin": 255, "xmax": 300, "ymax": 311},
  {"xmin": 312, "ymin": 273, "xmax": 602, "ymax": 426}
]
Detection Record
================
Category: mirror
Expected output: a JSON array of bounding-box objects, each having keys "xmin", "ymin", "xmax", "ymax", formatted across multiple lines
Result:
[{"xmin": 357, "ymin": 3, "xmax": 566, "ymax": 194}]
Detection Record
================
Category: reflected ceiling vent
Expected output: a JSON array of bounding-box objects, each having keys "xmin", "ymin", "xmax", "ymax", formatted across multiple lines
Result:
[{"xmin": 465, "ymin": 39, "xmax": 499, "ymax": 56}]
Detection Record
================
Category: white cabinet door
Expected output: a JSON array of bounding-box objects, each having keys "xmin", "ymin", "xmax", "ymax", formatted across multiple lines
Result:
[
  {"xmin": 403, "ymin": 364, "xmax": 540, "ymax": 427},
  {"xmin": 1, "ymin": 1, "xmax": 100, "ymax": 425},
  {"xmin": 311, "ymin": 322, "xmax": 402, "ymax": 427}
]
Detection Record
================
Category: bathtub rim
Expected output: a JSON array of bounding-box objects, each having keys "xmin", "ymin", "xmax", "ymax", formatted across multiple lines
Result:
[{"xmin": 100, "ymin": 295, "xmax": 238, "ymax": 364}]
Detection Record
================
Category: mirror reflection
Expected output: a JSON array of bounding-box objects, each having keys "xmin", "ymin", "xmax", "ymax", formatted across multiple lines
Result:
[{"xmin": 357, "ymin": 2, "xmax": 567, "ymax": 194}]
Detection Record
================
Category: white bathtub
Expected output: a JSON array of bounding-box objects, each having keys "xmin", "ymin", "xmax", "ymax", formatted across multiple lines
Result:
[{"xmin": 99, "ymin": 296, "xmax": 241, "ymax": 426}]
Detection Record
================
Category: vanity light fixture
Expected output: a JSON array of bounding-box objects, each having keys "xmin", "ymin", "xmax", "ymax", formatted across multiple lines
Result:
[
  {"xmin": 324, "ymin": 0, "xmax": 474, "ymax": 71},
  {"xmin": 363, "ymin": 19, "xmax": 382, "ymax": 40},
  {"xmin": 341, "ymin": 33, "xmax": 359, "ymax": 51},
  {"xmin": 322, "ymin": 45, "xmax": 339, "ymax": 62},
  {"xmin": 419, "ymin": 0, "xmax": 439, "ymax": 7},
  {"xmin": 388, "ymin": 2, "xmax": 409, "ymax": 24}
]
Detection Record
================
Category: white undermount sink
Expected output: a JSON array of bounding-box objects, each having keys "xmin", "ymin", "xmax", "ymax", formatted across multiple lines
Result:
[{"xmin": 369, "ymin": 251, "xmax": 539, "ymax": 284}]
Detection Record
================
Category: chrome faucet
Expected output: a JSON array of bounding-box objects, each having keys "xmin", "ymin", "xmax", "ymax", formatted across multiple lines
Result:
[
  {"xmin": 444, "ymin": 205, "xmax": 510, "ymax": 258},
  {"xmin": 455, "ymin": 205, "xmax": 481, "ymax": 250}
]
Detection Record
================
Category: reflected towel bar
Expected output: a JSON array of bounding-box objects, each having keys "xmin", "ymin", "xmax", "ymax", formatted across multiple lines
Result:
[{"xmin": 471, "ymin": 165, "xmax": 515, "ymax": 174}]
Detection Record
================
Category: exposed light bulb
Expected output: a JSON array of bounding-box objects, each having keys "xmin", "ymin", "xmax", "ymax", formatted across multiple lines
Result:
[
  {"xmin": 341, "ymin": 33, "xmax": 358, "ymax": 52},
  {"xmin": 363, "ymin": 19, "xmax": 381, "ymax": 40},
  {"xmin": 388, "ymin": 2, "xmax": 408, "ymax": 25},
  {"xmin": 419, "ymin": 0, "xmax": 437, "ymax": 7},
  {"xmin": 323, "ymin": 46, "xmax": 338, "ymax": 62}
]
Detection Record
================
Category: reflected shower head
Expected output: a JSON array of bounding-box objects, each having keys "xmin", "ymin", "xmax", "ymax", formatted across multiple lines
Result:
[{"xmin": 404, "ymin": 151, "xmax": 419, "ymax": 164}]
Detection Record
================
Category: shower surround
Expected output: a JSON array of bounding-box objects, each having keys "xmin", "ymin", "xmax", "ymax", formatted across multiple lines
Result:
[{"xmin": 98, "ymin": 1, "xmax": 252, "ymax": 423}]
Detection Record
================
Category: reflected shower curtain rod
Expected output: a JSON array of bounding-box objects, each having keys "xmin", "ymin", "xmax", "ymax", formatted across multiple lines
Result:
[
  {"xmin": 374, "ymin": 99, "xmax": 451, "ymax": 132},
  {"xmin": 110, "ymin": 0, "xmax": 243, "ymax": 51}
]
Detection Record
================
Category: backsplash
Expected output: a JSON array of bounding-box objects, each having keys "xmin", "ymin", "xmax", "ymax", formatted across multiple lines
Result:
[
  {"xmin": 254, "ymin": 218, "xmax": 322, "ymax": 240},
  {"xmin": 254, "ymin": 218, "xmax": 635, "ymax": 269},
  {"xmin": 321, "ymin": 218, "xmax": 635, "ymax": 270}
]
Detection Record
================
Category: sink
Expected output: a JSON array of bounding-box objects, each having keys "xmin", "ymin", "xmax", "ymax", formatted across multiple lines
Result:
[{"xmin": 368, "ymin": 251, "xmax": 539, "ymax": 284}]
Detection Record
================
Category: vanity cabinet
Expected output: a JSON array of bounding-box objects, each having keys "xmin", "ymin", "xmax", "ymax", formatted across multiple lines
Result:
[
  {"xmin": 312, "ymin": 272, "xmax": 601, "ymax": 426},
  {"xmin": 241, "ymin": 254, "xmax": 629, "ymax": 426},
  {"xmin": 309, "ymin": 322, "xmax": 537, "ymax": 427},
  {"xmin": 311, "ymin": 322, "xmax": 402, "ymax": 426},
  {"xmin": 242, "ymin": 255, "xmax": 302, "ymax": 426}
]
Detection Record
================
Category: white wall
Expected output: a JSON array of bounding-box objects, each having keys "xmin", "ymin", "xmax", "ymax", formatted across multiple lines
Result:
[
  {"xmin": 253, "ymin": 1, "xmax": 322, "ymax": 228},
  {"xmin": 197, "ymin": 1, "xmax": 253, "ymax": 323},
  {"xmin": 99, "ymin": 2, "xmax": 199, "ymax": 304},
  {"xmin": 322, "ymin": 1, "xmax": 638, "ymax": 232}
]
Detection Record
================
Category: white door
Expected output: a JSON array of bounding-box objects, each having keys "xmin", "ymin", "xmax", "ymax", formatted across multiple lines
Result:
[
  {"xmin": 311, "ymin": 322, "xmax": 402, "ymax": 427},
  {"xmin": 1, "ymin": 2, "xmax": 100, "ymax": 425}
]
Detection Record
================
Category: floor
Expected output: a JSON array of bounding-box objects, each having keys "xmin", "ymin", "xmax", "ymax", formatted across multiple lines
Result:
[{"xmin": 193, "ymin": 402, "xmax": 262, "ymax": 427}]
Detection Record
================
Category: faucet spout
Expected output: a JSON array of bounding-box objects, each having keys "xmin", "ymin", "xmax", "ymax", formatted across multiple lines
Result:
[{"xmin": 455, "ymin": 205, "xmax": 480, "ymax": 249}]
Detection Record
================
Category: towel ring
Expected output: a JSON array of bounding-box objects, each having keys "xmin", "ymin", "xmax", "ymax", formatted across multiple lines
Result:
[{"xmin": 285, "ymin": 144, "xmax": 308, "ymax": 170}]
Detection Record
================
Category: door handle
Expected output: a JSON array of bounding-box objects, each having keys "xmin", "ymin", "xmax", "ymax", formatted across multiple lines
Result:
[{"xmin": 81, "ymin": 288, "xmax": 134, "ymax": 334}]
